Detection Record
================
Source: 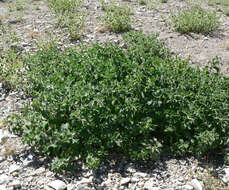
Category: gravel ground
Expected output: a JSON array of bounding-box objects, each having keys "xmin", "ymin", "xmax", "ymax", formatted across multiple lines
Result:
[{"xmin": 0, "ymin": 0, "xmax": 229, "ymax": 189}]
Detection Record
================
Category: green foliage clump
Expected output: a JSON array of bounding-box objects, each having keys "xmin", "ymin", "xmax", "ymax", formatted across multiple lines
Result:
[
  {"xmin": 8, "ymin": 31, "xmax": 229, "ymax": 172},
  {"xmin": 170, "ymin": 6, "xmax": 221, "ymax": 34},
  {"xmin": 101, "ymin": 3, "xmax": 132, "ymax": 33}
]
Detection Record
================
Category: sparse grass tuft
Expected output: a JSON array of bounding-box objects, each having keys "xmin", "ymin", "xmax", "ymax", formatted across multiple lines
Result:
[
  {"xmin": 170, "ymin": 6, "xmax": 221, "ymax": 34},
  {"xmin": 223, "ymin": 7, "xmax": 229, "ymax": 16},
  {"xmin": 0, "ymin": 25, "xmax": 25, "ymax": 88},
  {"xmin": 0, "ymin": 139, "xmax": 17, "ymax": 158},
  {"xmin": 48, "ymin": 0, "xmax": 87, "ymax": 40},
  {"xmin": 208, "ymin": 0, "xmax": 229, "ymax": 6},
  {"xmin": 101, "ymin": 3, "xmax": 132, "ymax": 33},
  {"xmin": 48, "ymin": 0, "xmax": 84, "ymax": 15},
  {"xmin": 138, "ymin": 0, "xmax": 147, "ymax": 5},
  {"xmin": 56, "ymin": 12, "xmax": 88, "ymax": 41},
  {"xmin": 8, "ymin": 0, "xmax": 26, "ymax": 12}
]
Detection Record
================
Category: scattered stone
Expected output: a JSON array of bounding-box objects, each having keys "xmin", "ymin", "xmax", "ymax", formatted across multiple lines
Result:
[
  {"xmin": 131, "ymin": 177, "xmax": 139, "ymax": 183},
  {"xmin": 0, "ymin": 174, "xmax": 9, "ymax": 185},
  {"xmin": 45, "ymin": 171, "xmax": 54, "ymax": 177},
  {"xmin": 31, "ymin": 167, "xmax": 46, "ymax": 176},
  {"xmin": 47, "ymin": 180, "xmax": 67, "ymax": 190},
  {"xmin": 66, "ymin": 184, "xmax": 75, "ymax": 190},
  {"xmin": 79, "ymin": 177, "xmax": 93, "ymax": 184},
  {"xmin": 133, "ymin": 172, "xmax": 148, "ymax": 178},
  {"xmin": 144, "ymin": 179, "xmax": 158, "ymax": 190},
  {"xmin": 10, "ymin": 180, "xmax": 21, "ymax": 189},
  {"xmin": 183, "ymin": 184, "xmax": 194, "ymax": 190},
  {"xmin": 76, "ymin": 183, "xmax": 90, "ymax": 190},
  {"xmin": 8, "ymin": 19, "xmax": 22, "ymax": 24},
  {"xmin": 222, "ymin": 167, "xmax": 229, "ymax": 183},
  {"xmin": 145, "ymin": 186, "xmax": 160, "ymax": 190},
  {"xmin": 120, "ymin": 177, "xmax": 131, "ymax": 185},
  {"xmin": 0, "ymin": 185, "xmax": 7, "ymax": 190},
  {"xmin": 9, "ymin": 165, "xmax": 21, "ymax": 174},
  {"xmin": 189, "ymin": 179, "xmax": 204, "ymax": 190}
]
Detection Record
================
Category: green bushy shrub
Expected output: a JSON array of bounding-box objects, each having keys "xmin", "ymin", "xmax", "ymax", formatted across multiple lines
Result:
[{"xmin": 8, "ymin": 31, "xmax": 229, "ymax": 171}]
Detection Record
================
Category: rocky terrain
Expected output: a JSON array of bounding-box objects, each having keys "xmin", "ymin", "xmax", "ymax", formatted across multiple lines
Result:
[{"xmin": 0, "ymin": 0, "xmax": 229, "ymax": 189}]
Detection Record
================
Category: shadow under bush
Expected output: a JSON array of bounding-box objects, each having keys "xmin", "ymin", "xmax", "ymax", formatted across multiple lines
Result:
[{"xmin": 7, "ymin": 31, "xmax": 229, "ymax": 171}]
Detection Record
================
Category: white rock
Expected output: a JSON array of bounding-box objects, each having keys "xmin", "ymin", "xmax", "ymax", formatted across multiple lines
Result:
[
  {"xmin": 47, "ymin": 180, "xmax": 67, "ymax": 190},
  {"xmin": 10, "ymin": 180, "xmax": 21, "ymax": 189},
  {"xmin": 133, "ymin": 172, "xmax": 148, "ymax": 178},
  {"xmin": 44, "ymin": 185, "xmax": 53, "ymax": 190},
  {"xmin": 0, "ymin": 156, "xmax": 4, "ymax": 162},
  {"xmin": 120, "ymin": 177, "xmax": 131, "ymax": 185},
  {"xmin": 9, "ymin": 164, "xmax": 21, "ymax": 174},
  {"xmin": 222, "ymin": 175, "xmax": 229, "ymax": 183},
  {"xmin": 189, "ymin": 179, "xmax": 205, "ymax": 190},
  {"xmin": 183, "ymin": 184, "xmax": 194, "ymax": 190},
  {"xmin": 79, "ymin": 177, "xmax": 93, "ymax": 184},
  {"xmin": 131, "ymin": 177, "xmax": 139, "ymax": 183},
  {"xmin": 45, "ymin": 171, "xmax": 54, "ymax": 177},
  {"xmin": 22, "ymin": 153, "xmax": 34, "ymax": 166},
  {"xmin": 222, "ymin": 168, "xmax": 229, "ymax": 183},
  {"xmin": 224, "ymin": 167, "xmax": 229, "ymax": 175},
  {"xmin": 0, "ymin": 130, "xmax": 9, "ymax": 144},
  {"xmin": 67, "ymin": 184, "xmax": 75, "ymax": 190},
  {"xmin": 0, "ymin": 185, "xmax": 7, "ymax": 190},
  {"xmin": 76, "ymin": 183, "xmax": 88, "ymax": 190},
  {"xmin": 138, "ymin": 181, "xmax": 145, "ymax": 187},
  {"xmin": 0, "ymin": 174, "xmax": 9, "ymax": 185},
  {"xmin": 31, "ymin": 167, "xmax": 46, "ymax": 176},
  {"xmin": 125, "ymin": 164, "xmax": 136, "ymax": 173},
  {"xmin": 144, "ymin": 180, "xmax": 158, "ymax": 190}
]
